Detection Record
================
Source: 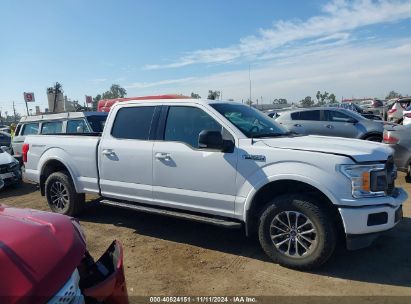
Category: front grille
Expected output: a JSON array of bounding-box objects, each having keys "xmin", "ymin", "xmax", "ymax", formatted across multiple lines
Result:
[
  {"xmin": 47, "ymin": 269, "xmax": 83, "ymax": 304},
  {"xmin": 0, "ymin": 162, "xmax": 18, "ymax": 174},
  {"xmin": 0, "ymin": 164, "xmax": 8, "ymax": 174}
]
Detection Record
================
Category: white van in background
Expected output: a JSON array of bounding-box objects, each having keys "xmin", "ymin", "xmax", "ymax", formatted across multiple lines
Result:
[{"xmin": 12, "ymin": 112, "xmax": 107, "ymax": 156}]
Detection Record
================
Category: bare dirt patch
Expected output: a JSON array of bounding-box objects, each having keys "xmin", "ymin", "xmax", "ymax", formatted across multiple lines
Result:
[{"xmin": 1, "ymin": 176, "xmax": 410, "ymax": 298}]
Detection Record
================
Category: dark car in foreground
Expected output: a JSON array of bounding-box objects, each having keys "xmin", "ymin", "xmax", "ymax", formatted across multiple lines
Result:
[
  {"xmin": 0, "ymin": 205, "xmax": 128, "ymax": 304},
  {"xmin": 383, "ymin": 124, "xmax": 411, "ymax": 178},
  {"xmin": 276, "ymin": 107, "xmax": 384, "ymax": 141}
]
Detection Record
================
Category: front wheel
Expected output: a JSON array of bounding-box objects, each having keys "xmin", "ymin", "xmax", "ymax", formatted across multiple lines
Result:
[
  {"xmin": 45, "ymin": 171, "xmax": 85, "ymax": 216},
  {"xmin": 258, "ymin": 194, "xmax": 336, "ymax": 270}
]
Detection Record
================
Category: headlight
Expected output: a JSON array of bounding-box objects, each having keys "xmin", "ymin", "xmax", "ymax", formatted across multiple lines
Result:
[{"xmin": 340, "ymin": 164, "xmax": 387, "ymax": 198}]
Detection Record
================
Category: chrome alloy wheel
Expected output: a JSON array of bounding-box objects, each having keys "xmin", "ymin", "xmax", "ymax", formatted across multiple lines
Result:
[
  {"xmin": 49, "ymin": 181, "xmax": 69, "ymax": 211},
  {"xmin": 270, "ymin": 211, "xmax": 318, "ymax": 258}
]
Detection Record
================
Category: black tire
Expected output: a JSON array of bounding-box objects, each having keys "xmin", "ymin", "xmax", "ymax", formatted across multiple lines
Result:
[
  {"xmin": 364, "ymin": 135, "xmax": 382, "ymax": 142},
  {"xmin": 45, "ymin": 171, "xmax": 85, "ymax": 216},
  {"xmin": 258, "ymin": 194, "xmax": 336, "ymax": 270}
]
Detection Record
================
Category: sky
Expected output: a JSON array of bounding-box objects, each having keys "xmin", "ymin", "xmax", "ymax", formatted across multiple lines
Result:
[{"xmin": 1, "ymin": 0, "xmax": 411, "ymax": 115}]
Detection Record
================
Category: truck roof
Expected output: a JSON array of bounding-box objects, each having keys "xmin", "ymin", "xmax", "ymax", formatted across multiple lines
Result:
[
  {"xmin": 109, "ymin": 98, "xmax": 243, "ymax": 110},
  {"xmin": 97, "ymin": 94, "xmax": 191, "ymax": 112},
  {"xmin": 19, "ymin": 111, "xmax": 107, "ymax": 123}
]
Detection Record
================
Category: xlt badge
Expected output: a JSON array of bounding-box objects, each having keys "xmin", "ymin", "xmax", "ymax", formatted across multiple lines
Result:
[{"xmin": 242, "ymin": 154, "xmax": 266, "ymax": 162}]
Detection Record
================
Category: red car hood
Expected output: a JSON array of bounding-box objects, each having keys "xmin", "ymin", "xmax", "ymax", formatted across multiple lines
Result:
[{"xmin": 0, "ymin": 205, "xmax": 86, "ymax": 303}]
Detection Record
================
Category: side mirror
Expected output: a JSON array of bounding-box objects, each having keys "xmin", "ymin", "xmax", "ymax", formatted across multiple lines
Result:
[
  {"xmin": 198, "ymin": 130, "xmax": 234, "ymax": 152},
  {"xmin": 0, "ymin": 146, "xmax": 8, "ymax": 153}
]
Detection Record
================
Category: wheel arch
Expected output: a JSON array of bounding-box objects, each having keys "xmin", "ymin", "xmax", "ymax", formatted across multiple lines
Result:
[
  {"xmin": 39, "ymin": 158, "xmax": 76, "ymax": 196},
  {"xmin": 244, "ymin": 179, "xmax": 344, "ymax": 238},
  {"xmin": 361, "ymin": 131, "xmax": 383, "ymax": 141}
]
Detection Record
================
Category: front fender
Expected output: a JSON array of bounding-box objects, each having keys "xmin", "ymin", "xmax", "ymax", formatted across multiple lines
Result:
[{"xmin": 238, "ymin": 161, "xmax": 347, "ymax": 221}]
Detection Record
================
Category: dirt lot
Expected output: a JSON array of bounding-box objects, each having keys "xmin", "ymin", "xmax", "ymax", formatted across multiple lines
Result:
[{"xmin": 1, "ymin": 176, "xmax": 410, "ymax": 298}]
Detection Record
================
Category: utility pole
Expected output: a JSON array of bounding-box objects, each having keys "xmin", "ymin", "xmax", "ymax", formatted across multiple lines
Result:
[
  {"xmin": 12, "ymin": 101, "xmax": 17, "ymax": 122},
  {"xmin": 25, "ymin": 100, "xmax": 30, "ymax": 116},
  {"xmin": 249, "ymin": 64, "xmax": 252, "ymax": 107}
]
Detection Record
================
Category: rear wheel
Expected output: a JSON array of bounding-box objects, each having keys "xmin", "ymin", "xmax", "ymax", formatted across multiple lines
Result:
[
  {"xmin": 45, "ymin": 171, "xmax": 85, "ymax": 216},
  {"xmin": 258, "ymin": 194, "xmax": 336, "ymax": 270}
]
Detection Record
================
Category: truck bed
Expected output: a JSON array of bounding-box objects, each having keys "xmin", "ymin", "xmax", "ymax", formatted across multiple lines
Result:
[{"xmin": 24, "ymin": 134, "xmax": 101, "ymax": 194}]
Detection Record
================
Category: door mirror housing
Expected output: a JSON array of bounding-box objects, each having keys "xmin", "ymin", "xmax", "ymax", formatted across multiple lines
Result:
[{"xmin": 198, "ymin": 130, "xmax": 234, "ymax": 152}]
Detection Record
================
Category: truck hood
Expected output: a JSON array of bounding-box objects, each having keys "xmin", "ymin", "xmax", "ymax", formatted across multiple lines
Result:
[
  {"xmin": 0, "ymin": 205, "xmax": 86, "ymax": 303},
  {"xmin": 260, "ymin": 135, "xmax": 392, "ymax": 163}
]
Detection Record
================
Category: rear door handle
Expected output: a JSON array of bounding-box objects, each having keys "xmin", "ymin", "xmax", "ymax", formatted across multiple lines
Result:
[
  {"xmin": 325, "ymin": 125, "xmax": 333, "ymax": 129},
  {"xmin": 294, "ymin": 124, "xmax": 302, "ymax": 127},
  {"xmin": 102, "ymin": 149, "xmax": 115, "ymax": 156},
  {"xmin": 155, "ymin": 152, "xmax": 171, "ymax": 160}
]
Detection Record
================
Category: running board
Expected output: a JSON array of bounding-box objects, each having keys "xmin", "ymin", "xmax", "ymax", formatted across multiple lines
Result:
[{"xmin": 100, "ymin": 199, "xmax": 243, "ymax": 229}]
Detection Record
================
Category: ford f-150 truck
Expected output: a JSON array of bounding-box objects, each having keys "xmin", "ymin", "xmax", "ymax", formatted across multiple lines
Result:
[{"xmin": 23, "ymin": 98, "xmax": 407, "ymax": 270}]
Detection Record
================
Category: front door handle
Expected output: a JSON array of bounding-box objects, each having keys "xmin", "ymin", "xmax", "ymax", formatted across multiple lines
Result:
[
  {"xmin": 294, "ymin": 124, "xmax": 302, "ymax": 127},
  {"xmin": 155, "ymin": 152, "xmax": 171, "ymax": 161},
  {"xmin": 102, "ymin": 149, "xmax": 115, "ymax": 156},
  {"xmin": 325, "ymin": 125, "xmax": 333, "ymax": 129}
]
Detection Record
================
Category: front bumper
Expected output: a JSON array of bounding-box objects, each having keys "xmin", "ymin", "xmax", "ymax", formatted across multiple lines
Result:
[
  {"xmin": 48, "ymin": 240, "xmax": 128, "ymax": 304},
  {"xmin": 0, "ymin": 168, "xmax": 21, "ymax": 186},
  {"xmin": 338, "ymin": 188, "xmax": 406, "ymax": 249}
]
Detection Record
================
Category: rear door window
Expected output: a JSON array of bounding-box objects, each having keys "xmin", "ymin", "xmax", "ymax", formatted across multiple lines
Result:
[
  {"xmin": 41, "ymin": 121, "xmax": 63, "ymax": 134},
  {"xmin": 291, "ymin": 110, "xmax": 320, "ymax": 121},
  {"xmin": 111, "ymin": 106, "xmax": 155, "ymax": 140},
  {"xmin": 21, "ymin": 123, "xmax": 39, "ymax": 135},
  {"xmin": 324, "ymin": 110, "xmax": 353, "ymax": 123}
]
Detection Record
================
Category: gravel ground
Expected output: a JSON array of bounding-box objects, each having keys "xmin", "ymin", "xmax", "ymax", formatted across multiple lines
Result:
[{"xmin": 1, "ymin": 174, "xmax": 410, "ymax": 300}]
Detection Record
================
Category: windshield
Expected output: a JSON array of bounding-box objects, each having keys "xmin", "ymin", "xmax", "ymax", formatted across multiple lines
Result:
[
  {"xmin": 86, "ymin": 115, "xmax": 107, "ymax": 132},
  {"xmin": 211, "ymin": 103, "xmax": 289, "ymax": 138}
]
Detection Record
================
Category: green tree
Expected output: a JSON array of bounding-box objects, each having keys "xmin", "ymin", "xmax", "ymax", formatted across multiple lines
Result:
[
  {"xmin": 315, "ymin": 91, "xmax": 336, "ymax": 105},
  {"xmin": 328, "ymin": 93, "xmax": 336, "ymax": 103},
  {"xmin": 190, "ymin": 92, "xmax": 201, "ymax": 99},
  {"xmin": 101, "ymin": 84, "xmax": 127, "ymax": 99},
  {"xmin": 273, "ymin": 98, "xmax": 287, "ymax": 104},
  {"xmin": 300, "ymin": 96, "xmax": 314, "ymax": 108},
  {"xmin": 92, "ymin": 94, "xmax": 102, "ymax": 111},
  {"xmin": 207, "ymin": 90, "xmax": 221, "ymax": 100},
  {"xmin": 386, "ymin": 90, "xmax": 401, "ymax": 99},
  {"xmin": 316, "ymin": 91, "xmax": 321, "ymax": 103}
]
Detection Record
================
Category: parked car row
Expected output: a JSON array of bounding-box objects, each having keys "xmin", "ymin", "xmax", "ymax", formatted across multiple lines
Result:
[
  {"xmin": 387, "ymin": 97, "xmax": 411, "ymax": 123},
  {"xmin": 275, "ymin": 107, "xmax": 385, "ymax": 141},
  {"xmin": 12, "ymin": 111, "xmax": 107, "ymax": 156}
]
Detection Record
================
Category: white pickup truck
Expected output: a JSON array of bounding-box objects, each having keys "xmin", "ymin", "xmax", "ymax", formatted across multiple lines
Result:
[{"xmin": 23, "ymin": 98, "xmax": 407, "ymax": 269}]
